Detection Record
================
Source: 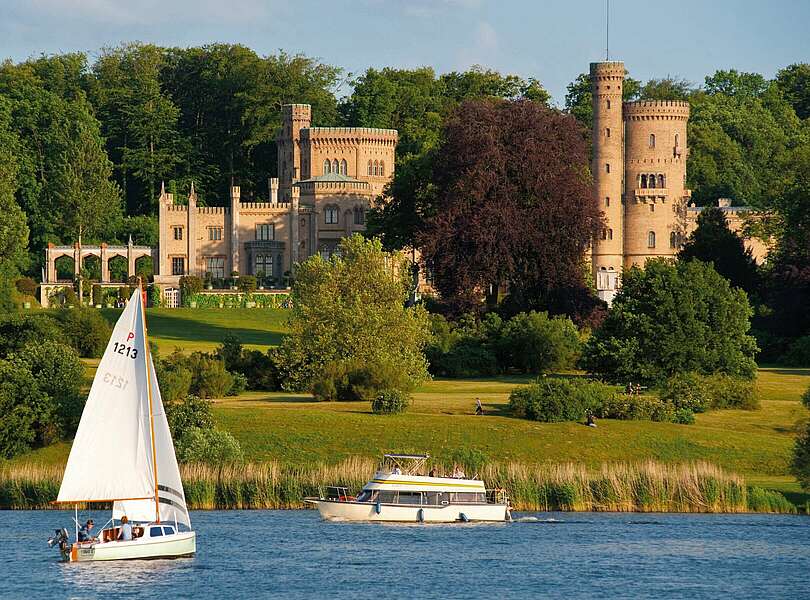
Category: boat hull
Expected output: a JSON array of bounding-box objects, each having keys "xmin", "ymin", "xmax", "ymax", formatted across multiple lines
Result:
[
  {"xmin": 312, "ymin": 500, "xmax": 509, "ymax": 523},
  {"xmin": 66, "ymin": 531, "xmax": 196, "ymax": 562}
]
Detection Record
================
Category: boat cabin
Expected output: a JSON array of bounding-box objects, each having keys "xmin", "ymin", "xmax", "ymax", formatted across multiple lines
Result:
[{"xmin": 99, "ymin": 523, "xmax": 177, "ymax": 543}]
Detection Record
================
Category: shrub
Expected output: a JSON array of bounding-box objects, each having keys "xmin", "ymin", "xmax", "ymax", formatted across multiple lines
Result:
[
  {"xmin": 62, "ymin": 287, "xmax": 78, "ymax": 307},
  {"xmin": 0, "ymin": 314, "xmax": 62, "ymax": 357},
  {"xmin": 596, "ymin": 394, "xmax": 675, "ymax": 422},
  {"xmin": 0, "ymin": 361, "xmax": 47, "ymax": 457},
  {"xmin": 155, "ymin": 351, "xmax": 193, "ymax": 402},
  {"xmin": 371, "ymin": 389, "xmax": 411, "ymax": 414},
  {"xmin": 148, "ymin": 284, "xmax": 161, "ymax": 307},
  {"xmin": 11, "ymin": 341, "xmax": 85, "ymax": 436},
  {"xmin": 91, "ymin": 284, "xmax": 102, "ymax": 306},
  {"xmin": 496, "ymin": 311, "xmax": 582, "ymax": 374},
  {"xmin": 790, "ymin": 421, "xmax": 810, "ymax": 491},
  {"xmin": 311, "ymin": 359, "xmax": 413, "ymax": 402},
  {"xmin": 662, "ymin": 372, "xmax": 759, "ymax": 411},
  {"xmin": 165, "ymin": 395, "xmax": 215, "ymax": 441},
  {"xmin": 782, "ymin": 336, "xmax": 810, "ymax": 367},
  {"xmin": 227, "ymin": 372, "xmax": 248, "ymax": 396},
  {"xmin": 179, "ymin": 275, "xmax": 203, "ymax": 304},
  {"xmin": 176, "ymin": 427, "xmax": 243, "ymax": 465},
  {"xmin": 15, "ymin": 277, "xmax": 37, "ymax": 297},
  {"xmin": 240, "ymin": 349, "xmax": 279, "ymax": 391},
  {"xmin": 428, "ymin": 337, "xmax": 498, "ymax": 377},
  {"xmin": 51, "ymin": 308, "xmax": 112, "ymax": 358},
  {"xmin": 186, "ymin": 353, "xmax": 233, "ymax": 398},
  {"xmin": 802, "ymin": 385, "xmax": 810, "ymax": 411},
  {"xmin": 508, "ymin": 378, "xmax": 613, "ymax": 423},
  {"xmin": 674, "ymin": 408, "xmax": 696, "ymax": 425},
  {"xmin": 237, "ymin": 275, "xmax": 257, "ymax": 293}
]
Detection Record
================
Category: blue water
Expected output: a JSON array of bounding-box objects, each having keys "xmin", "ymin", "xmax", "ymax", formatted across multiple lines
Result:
[{"xmin": 3, "ymin": 510, "xmax": 809, "ymax": 599}]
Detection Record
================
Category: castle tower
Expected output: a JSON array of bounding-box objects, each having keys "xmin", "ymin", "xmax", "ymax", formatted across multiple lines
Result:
[
  {"xmin": 622, "ymin": 100, "xmax": 690, "ymax": 268},
  {"xmin": 590, "ymin": 62, "xmax": 625, "ymax": 293},
  {"xmin": 230, "ymin": 185, "xmax": 241, "ymax": 275},
  {"xmin": 277, "ymin": 104, "xmax": 312, "ymax": 202}
]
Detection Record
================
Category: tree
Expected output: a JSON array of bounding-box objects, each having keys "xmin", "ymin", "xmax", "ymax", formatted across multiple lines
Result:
[
  {"xmin": 639, "ymin": 77, "xmax": 693, "ymax": 100},
  {"xmin": 776, "ymin": 63, "xmax": 810, "ymax": 120},
  {"xmin": 0, "ymin": 97, "xmax": 27, "ymax": 310},
  {"xmin": 495, "ymin": 312, "xmax": 582, "ymax": 374},
  {"xmin": 789, "ymin": 386, "xmax": 810, "ymax": 489},
  {"xmin": 418, "ymin": 99, "xmax": 601, "ymax": 315},
  {"xmin": 276, "ymin": 234, "xmax": 431, "ymax": 392},
  {"xmin": 0, "ymin": 361, "xmax": 45, "ymax": 458},
  {"xmin": 581, "ymin": 259, "xmax": 758, "ymax": 385},
  {"xmin": 679, "ymin": 206, "xmax": 759, "ymax": 294}
]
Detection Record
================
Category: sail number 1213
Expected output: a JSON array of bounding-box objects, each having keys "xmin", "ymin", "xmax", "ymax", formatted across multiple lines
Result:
[{"xmin": 112, "ymin": 342, "xmax": 138, "ymax": 359}]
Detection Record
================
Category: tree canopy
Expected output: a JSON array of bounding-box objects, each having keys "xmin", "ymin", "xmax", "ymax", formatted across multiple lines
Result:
[{"xmin": 581, "ymin": 259, "xmax": 758, "ymax": 385}]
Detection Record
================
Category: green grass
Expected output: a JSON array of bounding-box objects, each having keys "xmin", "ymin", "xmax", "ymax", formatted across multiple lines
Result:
[{"xmin": 99, "ymin": 307, "xmax": 289, "ymax": 354}]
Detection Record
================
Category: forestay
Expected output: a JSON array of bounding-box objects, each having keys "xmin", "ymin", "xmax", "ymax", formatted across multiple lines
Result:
[{"xmin": 57, "ymin": 289, "xmax": 190, "ymax": 528}]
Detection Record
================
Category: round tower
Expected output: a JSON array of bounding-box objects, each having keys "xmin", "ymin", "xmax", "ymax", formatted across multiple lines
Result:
[
  {"xmin": 622, "ymin": 100, "xmax": 690, "ymax": 268},
  {"xmin": 590, "ymin": 62, "xmax": 625, "ymax": 281}
]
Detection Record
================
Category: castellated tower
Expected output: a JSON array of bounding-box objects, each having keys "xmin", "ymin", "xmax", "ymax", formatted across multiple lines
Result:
[
  {"xmin": 622, "ymin": 100, "xmax": 690, "ymax": 268},
  {"xmin": 590, "ymin": 62, "xmax": 625, "ymax": 280},
  {"xmin": 277, "ymin": 104, "xmax": 312, "ymax": 202}
]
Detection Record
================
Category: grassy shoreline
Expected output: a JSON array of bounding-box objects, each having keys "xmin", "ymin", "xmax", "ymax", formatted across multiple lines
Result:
[{"xmin": 0, "ymin": 459, "xmax": 795, "ymax": 513}]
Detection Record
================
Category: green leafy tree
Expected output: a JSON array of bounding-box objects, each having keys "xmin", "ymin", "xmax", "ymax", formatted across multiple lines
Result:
[
  {"xmin": 776, "ymin": 63, "xmax": 810, "ymax": 120},
  {"xmin": 789, "ymin": 386, "xmax": 810, "ymax": 490},
  {"xmin": 581, "ymin": 259, "xmax": 758, "ymax": 384},
  {"xmin": 0, "ymin": 361, "xmax": 45, "ymax": 457},
  {"xmin": 496, "ymin": 312, "xmax": 582, "ymax": 374},
  {"xmin": 639, "ymin": 77, "xmax": 693, "ymax": 100},
  {"xmin": 276, "ymin": 234, "xmax": 431, "ymax": 392},
  {"xmin": 679, "ymin": 206, "xmax": 759, "ymax": 294},
  {"xmin": 563, "ymin": 71, "xmax": 641, "ymax": 130}
]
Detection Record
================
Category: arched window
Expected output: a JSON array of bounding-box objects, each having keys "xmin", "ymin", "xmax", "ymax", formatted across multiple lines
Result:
[
  {"xmin": 601, "ymin": 229, "xmax": 607, "ymax": 241},
  {"xmin": 332, "ymin": 159, "xmax": 339, "ymax": 174},
  {"xmin": 649, "ymin": 174, "xmax": 656, "ymax": 189},
  {"xmin": 323, "ymin": 159, "xmax": 331, "ymax": 175},
  {"xmin": 367, "ymin": 160, "xmax": 372, "ymax": 175},
  {"xmin": 641, "ymin": 174, "xmax": 648, "ymax": 188},
  {"xmin": 608, "ymin": 228, "xmax": 613, "ymax": 240},
  {"xmin": 340, "ymin": 159, "xmax": 347, "ymax": 176},
  {"xmin": 605, "ymin": 163, "xmax": 610, "ymax": 173},
  {"xmin": 379, "ymin": 161, "xmax": 385, "ymax": 176},
  {"xmin": 648, "ymin": 231, "xmax": 656, "ymax": 248},
  {"xmin": 354, "ymin": 206, "xmax": 365, "ymax": 225},
  {"xmin": 649, "ymin": 133, "xmax": 656, "ymax": 148},
  {"xmin": 658, "ymin": 174, "xmax": 665, "ymax": 188},
  {"xmin": 373, "ymin": 160, "xmax": 379, "ymax": 176},
  {"xmin": 605, "ymin": 128, "xmax": 611, "ymax": 138},
  {"xmin": 606, "ymin": 99, "xmax": 611, "ymax": 109},
  {"xmin": 324, "ymin": 205, "xmax": 339, "ymax": 225},
  {"xmin": 605, "ymin": 196, "xmax": 610, "ymax": 207},
  {"xmin": 675, "ymin": 133, "xmax": 680, "ymax": 147},
  {"xmin": 670, "ymin": 231, "xmax": 678, "ymax": 249}
]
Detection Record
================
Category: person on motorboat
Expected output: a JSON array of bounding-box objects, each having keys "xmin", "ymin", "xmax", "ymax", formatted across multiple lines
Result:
[
  {"xmin": 392, "ymin": 466, "xmax": 402, "ymax": 475},
  {"xmin": 118, "ymin": 516, "xmax": 133, "ymax": 541},
  {"xmin": 452, "ymin": 464, "xmax": 466, "ymax": 478},
  {"xmin": 429, "ymin": 468, "xmax": 437, "ymax": 477},
  {"xmin": 78, "ymin": 519, "xmax": 96, "ymax": 542}
]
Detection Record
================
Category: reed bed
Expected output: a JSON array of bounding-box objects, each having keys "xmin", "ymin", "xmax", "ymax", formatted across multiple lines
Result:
[{"xmin": 0, "ymin": 459, "xmax": 795, "ymax": 513}]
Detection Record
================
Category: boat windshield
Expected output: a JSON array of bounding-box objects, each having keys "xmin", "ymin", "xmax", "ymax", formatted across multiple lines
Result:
[{"xmin": 381, "ymin": 454, "xmax": 429, "ymax": 475}]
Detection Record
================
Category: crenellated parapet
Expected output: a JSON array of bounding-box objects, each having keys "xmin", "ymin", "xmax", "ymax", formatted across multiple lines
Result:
[{"xmin": 623, "ymin": 100, "xmax": 690, "ymax": 121}]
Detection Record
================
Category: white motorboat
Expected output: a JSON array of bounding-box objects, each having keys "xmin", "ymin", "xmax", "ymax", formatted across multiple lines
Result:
[
  {"xmin": 49, "ymin": 287, "xmax": 195, "ymax": 562},
  {"xmin": 307, "ymin": 454, "xmax": 511, "ymax": 523}
]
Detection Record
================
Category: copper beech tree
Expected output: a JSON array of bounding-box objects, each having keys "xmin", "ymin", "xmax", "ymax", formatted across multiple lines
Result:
[{"xmin": 418, "ymin": 99, "xmax": 602, "ymax": 316}]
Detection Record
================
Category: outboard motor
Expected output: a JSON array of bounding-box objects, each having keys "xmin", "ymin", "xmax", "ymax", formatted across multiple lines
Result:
[{"xmin": 47, "ymin": 528, "xmax": 70, "ymax": 553}]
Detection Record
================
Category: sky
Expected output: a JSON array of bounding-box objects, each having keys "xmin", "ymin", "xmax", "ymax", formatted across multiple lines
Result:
[{"xmin": 3, "ymin": 0, "xmax": 809, "ymax": 105}]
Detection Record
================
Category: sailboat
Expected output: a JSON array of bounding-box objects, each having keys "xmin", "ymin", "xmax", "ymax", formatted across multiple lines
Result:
[{"xmin": 50, "ymin": 287, "xmax": 196, "ymax": 562}]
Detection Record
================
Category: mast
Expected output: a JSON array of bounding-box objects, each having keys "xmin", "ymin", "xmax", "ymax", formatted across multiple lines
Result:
[{"xmin": 139, "ymin": 279, "xmax": 161, "ymax": 522}]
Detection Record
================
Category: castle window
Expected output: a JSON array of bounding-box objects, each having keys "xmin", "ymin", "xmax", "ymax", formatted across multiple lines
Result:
[
  {"xmin": 605, "ymin": 128, "xmax": 610, "ymax": 138},
  {"xmin": 601, "ymin": 229, "xmax": 607, "ymax": 241},
  {"xmin": 641, "ymin": 174, "xmax": 647, "ymax": 188},
  {"xmin": 380, "ymin": 161, "xmax": 385, "ymax": 176},
  {"xmin": 171, "ymin": 257, "xmax": 185, "ymax": 276},
  {"xmin": 605, "ymin": 197, "xmax": 610, "ymax": 207},
  {"xmin": 675, "ymin": 133, "xmax": 680, "ymax": 147},
  {"xmin": 608, "ymin": 228, "xmax": 613, "ymax": 240},
  {"xmin": 205, "ymin": 256, "xmax": 225, "ymax": 279},
  {"xmin": 325, "ymin": 206, "xmax": 339, "ymax": 225},
  {"xmin": 650, "ymin": 204, "xmax": 655, "ymax": 212},
  {"xmin": 354, "ymin": 206, "xmax": 365, "ymax": 225},
  {"xmin": 254, "ymin": 254, "xmax": 273, "ymax": 278},
  {"xmin": 648, "ymin": 231, "xmax": 656, "ymax": 248},
  {"xmin": 340, "ymin": 159, "xmax": 347, "ymax": 176},
  {"xmin": 367, "ymin": 160, "xmax": 373, "ymax": 176},
  {"xmin": 605, "ymin": 163, "xmax": 610, "ymax": 173},
  {"xmin": 173, "ymin": 226, "xmax": 183, "ymax": 241},
  {"xmin": 606, "ymin": 99, "xmax": 611, "ymax": 109},
  {"xmin": 648, "ymin": 174, "xmax": 656, "ymax": 189},
  {"xmin": 670, "ymin": 232, "xmax": 678, "ymax": 249},
  {"xmin": 256, "ymin": 223, "xmax": 274, "ymax": 241},
  {"xmin": 332, "ymin": 159, "xmax": 339, "ymax": 174},
  {"xmin": 658, "ymin": 174, "xmax": 665, "ymax": 188},
  {"xmin": 373, "ymin": 160, "xmax": 379, "ymax": 176},
  {"xmin": 323, "ymin": 159, "xmax": 331, "ymax": 175},
  {"xmin": 649, "ymin": 134, "xmax": 656, "ymax": 148},
  {"xmin": 208, "ymin": 227, "xmax": 223, "ymax": 241}
]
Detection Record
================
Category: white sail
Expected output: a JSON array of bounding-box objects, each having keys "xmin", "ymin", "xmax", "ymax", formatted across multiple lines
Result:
[{"xmin": 58, "ymin": 289, "xmax": 190, "ymax": 528}]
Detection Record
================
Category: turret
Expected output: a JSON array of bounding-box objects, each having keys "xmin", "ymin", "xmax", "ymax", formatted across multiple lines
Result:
[
  {"xmin": 277, "ymin": 104, "xmax": 312, "ymax": 201},
  {"xmin": 230, "ymin": 185, "xmax": 241, "ymax": 275}
]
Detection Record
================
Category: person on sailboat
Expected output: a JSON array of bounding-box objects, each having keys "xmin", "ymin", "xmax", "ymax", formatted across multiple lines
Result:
[
  {"xmin": 78, "ymin": 519, "xmax": 96, "ymax": 542},
  {"xmin": 118, "ymin": 516, "xmax": 133, "ymax": 541}
]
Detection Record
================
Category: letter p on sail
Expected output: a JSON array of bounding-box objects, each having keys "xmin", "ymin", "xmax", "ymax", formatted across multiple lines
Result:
[{"xmin": 127, "ymin": 332, "xmax": 135, "ymax": 342}]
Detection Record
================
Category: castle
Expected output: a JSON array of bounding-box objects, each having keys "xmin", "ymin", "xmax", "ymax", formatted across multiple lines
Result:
[
  {"xmin": 153, "ymin": 104, "xmax": 397, "ymax": 288},
  {"xmin": 41, "ymin": 61, "xmax": 768, "ymax": 307}
]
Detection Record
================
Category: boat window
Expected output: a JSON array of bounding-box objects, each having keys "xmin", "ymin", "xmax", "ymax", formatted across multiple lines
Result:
[
  {"xmin": 162, "ymin": 526, "xmax": 175, "ymax": 536},
  {"xmin": 397, "ymin": 492, "xmax": 422, "ymax": 505},
  {"xmin": 450, "ymin": 492, "xmax": 487, "ymax": 503},
  {"xmin": 377, "ymin": 491, "xmax": 397, "ymax": 503},
  {"xmin": 356, "ymin": 490, "xmax": 376, "ymax": 502},
  {"xmin": 150, "ymin": 526, "xmax": 164, "ymax": 537}
]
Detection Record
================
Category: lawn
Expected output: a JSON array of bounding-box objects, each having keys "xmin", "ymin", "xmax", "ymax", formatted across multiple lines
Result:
[{"xmin": 99, "ymin": 307, "xmax": 289, "ymax": 354}]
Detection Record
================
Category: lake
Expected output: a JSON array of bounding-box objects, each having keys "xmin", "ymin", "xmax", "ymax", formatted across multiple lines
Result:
[{"xmin": 5, "ymin": 510, "xmax": 809, "ymax": 599}]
